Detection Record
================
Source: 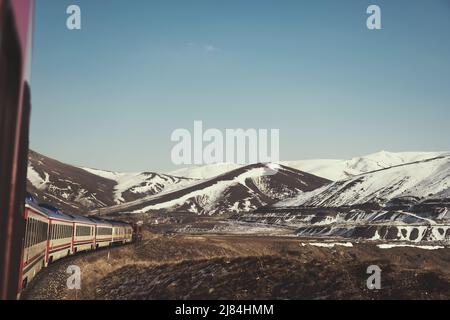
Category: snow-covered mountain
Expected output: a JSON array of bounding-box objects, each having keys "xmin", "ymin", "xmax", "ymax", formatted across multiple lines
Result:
[
  {"xmin": 27, "ymin": 150, "xmax": 195, "ymax": 214},
  {"xmin": 275, "ymin": 155, "xmax": 450, "ymax": 208},
  {"xmin": 27, "ymin": 150, "xmax": 117, "ymax": 214},
  {"xmin": 168, "ymin": 151, "xmax": 449, "ymax": 181},
  {"xmin": 81, "ymin": 167, "xmax": 195, "ymax": 204},
  {"xmin": 232, "ymin": 153, "xmax": 450, "ymax": 244},
  {"xmin": 91, "ymin": 163, "xmax": 330, "ymax": 216},
  {"xmin": 27, "ymin": 149, "xmax": 450, "ymax": 221},
  {"xmin": 280, "ymin": 151, "xmax": 449, "ymax": 181}
]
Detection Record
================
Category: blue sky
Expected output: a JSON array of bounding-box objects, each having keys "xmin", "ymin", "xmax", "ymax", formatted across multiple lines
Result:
[{"xmin": 30, "ymin": 0, "xmax": 450, "ymax": 172}]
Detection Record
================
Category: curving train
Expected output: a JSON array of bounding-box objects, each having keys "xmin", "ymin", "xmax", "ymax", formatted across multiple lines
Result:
[{"xmin": 19, "ymin": 193, "xmax": 134, "ymax": 292}]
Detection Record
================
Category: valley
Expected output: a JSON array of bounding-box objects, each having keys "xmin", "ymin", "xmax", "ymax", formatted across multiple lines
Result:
[{"xmin": 22, "ymin": 149, "xmax": 450, "ymax": 300}]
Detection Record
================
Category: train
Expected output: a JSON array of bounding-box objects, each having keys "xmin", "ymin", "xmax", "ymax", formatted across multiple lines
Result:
[{"xmin": 19, "ymin": 193, "xmax": 134, "ymax": 292}]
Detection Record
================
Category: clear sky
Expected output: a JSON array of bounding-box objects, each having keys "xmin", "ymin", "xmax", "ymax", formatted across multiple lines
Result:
[{"xmin": 30, "ymin": 0, "xmax": 450, "ymax": 172}]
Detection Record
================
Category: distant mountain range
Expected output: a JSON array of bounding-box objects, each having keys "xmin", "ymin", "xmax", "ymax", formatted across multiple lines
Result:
[
  {"xmin": 89, "ymin": 163, "xmax": 329, "ymax": 216},
  {"xmin": 27, "ymin": 150, "xmax": 450, "ymax": 218},
  {"xmin": 169, "ymin": 151, "xmax": 449, "ymax": 181}
]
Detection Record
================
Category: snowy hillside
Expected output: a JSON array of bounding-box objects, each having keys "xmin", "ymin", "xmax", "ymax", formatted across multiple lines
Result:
[
  {"xmin": 27, "ymin": 150, "xmax": 117, "ymax": 214},
  {"xmin": 275, "ymin": 155, "xmax": 450, "ymax": 208},
  {"xmin": 91, "ymin": 163, "xmax": 330, "ymax": 216},
  {"xmin": 27, "ymin": 150, "xmax": 195, "ymax": 214},
  {"xmin": 82, "ymin": 167, "xmax": 195, "ymax": 204},
  {"xmin": 280, "ymin": 151, "xmax": 449, "ymax": 181}
]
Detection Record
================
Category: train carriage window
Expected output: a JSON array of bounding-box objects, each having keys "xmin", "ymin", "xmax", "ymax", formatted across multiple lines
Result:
[
  {"xmin": 37, "ymin": 220, "xmax": 41, "ymax": 244},
  {"xmin": 25, "ymin": 219, "xmax": 30, "ymax": 247},
  {"xmin": 37, "ymin": 221, "xmax": 41, "ymax": 244},
  {"xmin": 33, "ymin": 219, "xmax": 37, "ymax": 246},
  {"xmin": 76, "ymin": 225, "xmax": 92, "ymax": 237},
  {"xmin": 38, "ymin": 220, "xmax": 41, "ymax": 244},
  {"xmin": 29, "ymin": 219, "xmax": 33, "ymax": 246},
  {"xmin": 24, "ymin": 221, "xmax": 28, "ymax": 248},
  {"xmin": 36, "ymin": 221, "xmax": 40, "ymax": 244},
  {"xmin": 29, "ymin": 219, "xmax": 32, "ymax": 247},
  {"xmin": 97, "ymin": 227, "xmax": 112, "ymax": 236},
  {"xmin": 31, "ymin": 219, "xmax": 35, "ymax": 246},
  {"xmin": 25, "ymin": 219, "xmax": 30, "ymax": 248}
]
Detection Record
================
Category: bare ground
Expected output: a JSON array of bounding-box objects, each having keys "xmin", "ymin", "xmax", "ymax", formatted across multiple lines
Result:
[{"xmin": 22, "ymin": 230, "xmax": 450, "ymax": 300}]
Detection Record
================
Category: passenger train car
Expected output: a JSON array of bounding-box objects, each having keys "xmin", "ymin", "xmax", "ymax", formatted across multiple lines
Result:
[{"xmin": 20, "ymin": 193, "xmax": 134, "ymax": 291}]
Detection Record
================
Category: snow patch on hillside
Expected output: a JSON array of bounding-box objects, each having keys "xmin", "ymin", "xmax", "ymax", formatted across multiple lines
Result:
[{"xmin": 27, "ymin": 165, "xmax": 49, "ymax": 190}]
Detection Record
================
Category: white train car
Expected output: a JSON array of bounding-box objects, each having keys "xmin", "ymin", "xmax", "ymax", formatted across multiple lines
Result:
[
  {"xmin": 71, "ymin": 214, "xmax": 96, "ymax": 253},
  {"xmin": 39, "ymin": 204, "xmax": 74, "ymax": 265},
  {"xmin": 111, "ymin": 221, "xmax": 128, "ymax": 245},
  {"xmin": 20, "ymin": 195, "xmax": 50, "ymax": 289},
  {"xmin": 18, "ymin": 194, "xmax": 135, "ymax": 295},
  {"xmin": 92, "ymin": 218, "xmax": 113, "ymax": 248},
  {"xmin": 124, "ymin": 224, "xmax": 133, "ymax": 243}
]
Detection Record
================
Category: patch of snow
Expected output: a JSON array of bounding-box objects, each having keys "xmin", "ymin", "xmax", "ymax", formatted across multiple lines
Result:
[
  {"xmin": 168, "ymin": 163, "xmax": 242, "ymax": 179},
  {"xmin": 377, "ymin": 244, "xmax": 445, "ymax": 250},
  {"xmin": 27, "ymin": 165, "xmax": 49, "ymax": 190},
  {"xmin": 302, "ymin": 242, "xmax": 353, "ymax": 248}
]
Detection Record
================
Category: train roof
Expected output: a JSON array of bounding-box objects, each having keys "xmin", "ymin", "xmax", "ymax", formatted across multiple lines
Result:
[
  {"xmin": 25, "ymin": 192, "xmax": 42, "ymax": 211},
  {"xmin": 88, "ymin": 216, "xmax": 113, "ymax": 227},
  {"xmin": 38, "ymin": 203, "xmax": 74, "ymax": 221},
  {"xmin": 67, "ymin": 213, "xmax": 96, "ymax": 225},
  {"xmin": 25, "ymin": 194, "xmax": 131, "ymax": 227},
  {"xmin": 110, "ymin": 220, "xmax": 130, "ymax": 227}
]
